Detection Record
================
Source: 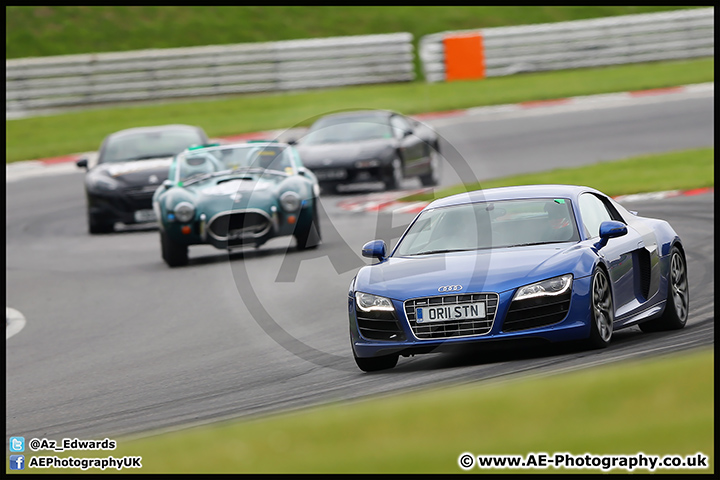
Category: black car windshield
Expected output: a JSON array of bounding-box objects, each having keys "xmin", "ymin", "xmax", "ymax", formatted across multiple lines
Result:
[
  {"xmin": 301, "ymin": 116, "xmax": 393, "ymax": 144},
  {"xmin": 100, "ymin": 129, "xmax": 204, "ymax": 163},
  {"xmin": 176, "ymin": 144, "xmax": 295, "ymax": 183},
  {"xmin": 394, "ymin": 198, "xmax": 580, "ymax": 256}
]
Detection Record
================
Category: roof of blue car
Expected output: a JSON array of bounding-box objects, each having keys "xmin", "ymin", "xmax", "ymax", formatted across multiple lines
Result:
[{"xmin": 426, "ymin": 184, "xmax": 599, "ymax": 209}]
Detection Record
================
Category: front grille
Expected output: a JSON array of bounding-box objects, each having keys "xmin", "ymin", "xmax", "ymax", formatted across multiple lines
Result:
[
  {"xmin": 123, "ymin": 184, "xmax": 159, "ymax": 195},
  {"xmin": 356, "ymin": 308, "xmax": 406, "ymax": 342},
  {"xmin": 404, "ymin": 293, "xmax": 498, "ymax": 339},
  {"xmin": 313, "ymin": 168, "xmax": 347, "ymax": 181},
  {"xmin": 207, "ymin": 211, "xmax": 271, "ymax": 241},
  {"xmin": 122, "ymin": 187, "xmax": 156, "ymax": 210},
  {"xmin": 503, "ymin": 290, "xmax": 571, "ymax": 332}
]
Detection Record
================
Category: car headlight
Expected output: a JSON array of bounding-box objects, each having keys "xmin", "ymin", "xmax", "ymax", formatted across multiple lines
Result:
[
  {"xmin": 513, "ymin": 274, "xmax": 573, "ymax": 301},
  {"xmin": 280, "ymin": 191, "xmax": 301, "ymax": 212},
  {"xmin": 88, "ymin": 175, "xmax": 119, "ymax": 191},
  {"xmin": 355, "ymin": 292, "xmax": 394, "ymax": 312},
  {"xmin": 173, "ymin": 202, "xmax": 195, "ymax": 223}
]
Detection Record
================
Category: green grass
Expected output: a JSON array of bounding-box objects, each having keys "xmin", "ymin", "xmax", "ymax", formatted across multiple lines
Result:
[
  {"xmin": 6, "ymin": 6, "xmax": 702, "ymax": 59},
  {"xmin": 5, "ymin": 57, "xmax": 714, "ymax": 163},
  {"xmin": 13, "ymin": 348, "xmax": 712, "ymax": 474},
  {"xmin": 401, "ymin": 148, "xmax": 715, "ymax": 202}
]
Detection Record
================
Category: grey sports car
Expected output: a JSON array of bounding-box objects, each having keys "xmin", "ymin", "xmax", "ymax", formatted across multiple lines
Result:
[
  {"xmin": 76, "ymin": 124, "xmax": 208, "ymax": 234},
  {"xmin": 293, "ymin": 110, "xmax": 441, "ymax": 193}
]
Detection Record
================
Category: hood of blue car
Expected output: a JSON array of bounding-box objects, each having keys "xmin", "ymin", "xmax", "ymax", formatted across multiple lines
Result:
[
  {"xmin": 296, "ymin": 138, "xmax": 394, "ymax": 167},
  {"xmin": 356, "ymin": 244, "xmax": 585, "ymax": 301}
]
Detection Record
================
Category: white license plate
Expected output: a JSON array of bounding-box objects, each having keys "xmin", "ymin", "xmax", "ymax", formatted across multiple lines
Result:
[
  {"xmin": 416, "ymin": 302, "xmax": 485, "ymax": 324},
  {"xmin": 134, "ymin": 209, "xmax": 157, "ymax": 223},
  {"xmin": 316, "ymin": 169, "xmax": 347, "ymax": 180},
  {"xmin": 227, "ymin": 229, "xmax": 252, "ymax": 240}
]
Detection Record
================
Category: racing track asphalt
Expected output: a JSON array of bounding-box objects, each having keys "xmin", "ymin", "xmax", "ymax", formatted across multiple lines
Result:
[{"xmin": 5, "ymin": 90, "xmax": 714, "ymax": 443}]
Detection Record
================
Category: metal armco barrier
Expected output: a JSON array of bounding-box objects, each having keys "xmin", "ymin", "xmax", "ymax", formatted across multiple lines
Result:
[
  {"xmin": 420, "ymin": 8, "xmax": 714, "ymax": 82},
  {"xmin": 6, "ymin": 33, "xmax": 414, "ymax": 117}
]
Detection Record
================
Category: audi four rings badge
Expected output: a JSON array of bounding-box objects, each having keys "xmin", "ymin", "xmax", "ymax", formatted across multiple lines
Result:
[{"xmin": 438, "ymin": 285, "xmax": 463, "ymax": 292}]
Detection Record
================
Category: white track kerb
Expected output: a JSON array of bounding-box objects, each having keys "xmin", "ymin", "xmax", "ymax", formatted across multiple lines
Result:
[{"xmin": 6, "ymin": 307, "xmax": 27, "ymax": 339}]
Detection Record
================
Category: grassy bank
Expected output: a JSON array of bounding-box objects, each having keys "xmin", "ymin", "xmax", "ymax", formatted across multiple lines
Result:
[
  {"xmin": 401, "ymin": 147, "xmax": 715, "ymax": 202},
  {"xmin": 14, "ymin": 348, "xmax": 712, "ymax": 474},
  {"xmin": 6, "ymin": 6, "xmax": 701, "ymax": 59},
  {"xmin": 5, "ymin": 57, "xmax": 714, "ymax": 163}
]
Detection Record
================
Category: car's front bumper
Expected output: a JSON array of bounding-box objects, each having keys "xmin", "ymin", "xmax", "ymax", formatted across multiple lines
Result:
[
  {"xmin": 350, "ymin": 275, "xmax": 594, "ymax": 358},
  {"xmin": 310, "ymin": 161, "xmax": 389, "ymax": 186},
  {"xmin": 87, "ymin": 188, "xmax": 157, "ymax": 224},
  {"xmin": 160, "ymin": 204, "xmax": 312, "ymax": 249}
]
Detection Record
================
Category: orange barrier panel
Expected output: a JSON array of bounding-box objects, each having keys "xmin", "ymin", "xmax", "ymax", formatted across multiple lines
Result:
[{"xmin": 443, "ymin": 33, "xmax": 485, "ymax": 81}]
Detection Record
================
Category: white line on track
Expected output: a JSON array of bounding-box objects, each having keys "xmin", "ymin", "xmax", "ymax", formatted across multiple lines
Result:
[{"xmin": 6, "ymin": 307, "xmax": 27, "ymax": 339}]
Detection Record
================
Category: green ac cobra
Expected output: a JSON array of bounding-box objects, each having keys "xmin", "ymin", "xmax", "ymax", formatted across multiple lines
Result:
[{"xmin": 152, "ymin": 141, "xmax": 321, "ymax": 267}]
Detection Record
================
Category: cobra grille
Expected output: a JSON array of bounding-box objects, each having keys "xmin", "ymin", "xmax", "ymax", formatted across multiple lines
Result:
[
  {"xmin": 503, "ymin": 290, "xmax": 571, "ymax": 332},
  {"xmin": 207, "ymin": 211, "xmax": 270, "ymax": 240},
  {"xmin": 404, "ymin": 293, "xmax": 498, "ymax": 339},
  {"xmin": 356, "ymin": 308, "xmax": 406, "ymax": 342}
]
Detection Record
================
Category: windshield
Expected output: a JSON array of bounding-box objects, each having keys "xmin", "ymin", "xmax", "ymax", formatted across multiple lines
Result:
[
  {"xmin": 100, "ymin": 129, "xmax": 204, "ymax": 163},
  {"xmin": 175, "ymin": 144, "xmax": 296, "ymax": 183},
  {"xmin": 394, "ymin": 198, "xmax": 580, "ymax": 256},
  {"xmin": 300, "ymin": 116, "xmax": 393, "ymax": 145}
]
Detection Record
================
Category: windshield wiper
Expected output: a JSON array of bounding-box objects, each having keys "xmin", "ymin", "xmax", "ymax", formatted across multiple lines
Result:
[
  {"xmin": 502, "ymin": 241, "xmax": 551, "ymax": 248},
  {"xmin": 408, "ymin": 248, "xmax": 474, "ymax": 256}
]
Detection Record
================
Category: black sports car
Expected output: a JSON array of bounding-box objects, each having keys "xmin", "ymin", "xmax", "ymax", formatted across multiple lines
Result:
[
  {"xmin": 76, "ymin": 124, "xmax": 208, "ymax": 234},
  {"xmin": 293, "ymin": 110, "xmax": 441, "ymax": 193}
]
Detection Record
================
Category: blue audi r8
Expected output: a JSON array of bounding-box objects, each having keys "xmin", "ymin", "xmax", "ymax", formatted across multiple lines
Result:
[{"xmin": 348, "ymin": 185, "xmax": 689, "ymax": 371}]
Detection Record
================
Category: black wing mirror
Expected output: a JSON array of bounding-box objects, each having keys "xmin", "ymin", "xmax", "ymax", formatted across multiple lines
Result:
[{"xmin": 76, "ymin": 157, "xmax": 89, "ymax": 170}]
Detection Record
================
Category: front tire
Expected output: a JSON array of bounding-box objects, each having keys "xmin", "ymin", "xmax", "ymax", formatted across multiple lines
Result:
[
  {"xmin": 320, "ymin": 183, "xmax": 340, "ymax": 196},
  {"xmin": 639, "ymin": 246, "xmax": 689, "ymax": 332},
  {"xmin": 587, "ymin": 267, "xmax": 614, "ymax": 349},
  {"xmin": 419, "ymin": 145, "xmax": 441, "ymax": 187},
  {"xmin": 295, "ymin": 200, "xmax": 321, "ymax": 250},
  {"xmin": 160, "ymin": 230, "xmax": 188, "ymax": 267},
  {"xmin": 88, "ymin": 212, "xmax": 114, "ymax": 234},
  {"xmin": 383, "ymin": 157, "xmax": 404, "ymax": 191},
  {"xmin": 353, "ymin": 351, "xmax": 399, "ymax": 372}
]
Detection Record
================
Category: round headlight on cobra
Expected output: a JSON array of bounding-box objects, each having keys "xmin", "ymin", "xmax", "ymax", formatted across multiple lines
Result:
[
  {"xmin": 280, "ymin": 191, "xmax": 301, "ymax": 212},
  {"xmin": 173, "ymin": 202, "xmax": 195, "ymax": 223}
]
